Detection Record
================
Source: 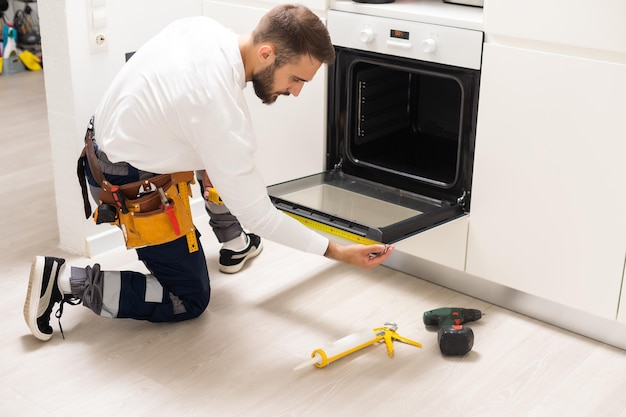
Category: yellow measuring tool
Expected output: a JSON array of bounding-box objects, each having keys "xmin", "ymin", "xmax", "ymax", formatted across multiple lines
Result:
[{"xmin": 283, "ymin": 211, "xmax": 380, "ymax": 245}]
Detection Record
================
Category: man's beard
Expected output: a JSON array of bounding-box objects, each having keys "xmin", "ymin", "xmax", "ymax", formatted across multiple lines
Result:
[{"xmin": 252, "ymin": 63, "xmax": 288, "ymax": 105}]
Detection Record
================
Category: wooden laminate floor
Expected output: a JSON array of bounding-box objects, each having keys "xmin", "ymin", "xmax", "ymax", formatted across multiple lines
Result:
[{"xmin": 2, "ymin": 70, "xmax": 626, "ymax": 417}]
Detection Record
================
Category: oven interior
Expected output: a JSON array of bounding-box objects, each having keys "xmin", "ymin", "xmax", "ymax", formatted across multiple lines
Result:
[
  {"xmin": 268, "ymin": 47, "xmax": 480, "ymax": 244},
  {"xmin": 348, "ymin": 63, "xmax": 462, "ymax": 188}
]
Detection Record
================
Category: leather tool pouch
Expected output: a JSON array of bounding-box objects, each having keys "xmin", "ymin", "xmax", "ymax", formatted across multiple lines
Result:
[
  {"xmin": 100, "ymin": 172, "xmax": 195, "ymax": 249},
  {"xmin": 77, "ymin": 119, "xmax": 198, "ymax": 251}
]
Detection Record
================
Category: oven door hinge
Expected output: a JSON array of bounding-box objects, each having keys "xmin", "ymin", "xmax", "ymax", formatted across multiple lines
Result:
[
  {"xmin": 332, "ymin": 157, "xmax": 343, "ymax": 172},
  {"xmin": 457, "ymin": 190, "xmax": 470, "ymax": 209}
]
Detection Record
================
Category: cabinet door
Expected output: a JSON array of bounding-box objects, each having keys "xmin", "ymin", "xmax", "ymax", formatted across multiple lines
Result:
[
  {"xmin": 201, "ymin": 0, "xmax": 327, "ymax": 186},
  {"xmin": 484, "ymin": 0, "xmax": 626, "ymax": 55},
  {"xmin": 466, "ymin": 43, "xmax": 626, "ymax": 319}
]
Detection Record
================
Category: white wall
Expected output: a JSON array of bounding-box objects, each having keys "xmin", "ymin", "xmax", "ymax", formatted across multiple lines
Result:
[
  {"xmin": 207, "ymin": 0, "xmax": 328, "ymax": 14},
  {"xmin": 39, "ymin": 0, "xmax": 202, "ymax": 256}
]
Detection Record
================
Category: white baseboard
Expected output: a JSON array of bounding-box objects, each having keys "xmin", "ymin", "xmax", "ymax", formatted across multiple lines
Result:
[{"xmin": 386, "ymin": 250, "xmax": 626, "ymax": 351}]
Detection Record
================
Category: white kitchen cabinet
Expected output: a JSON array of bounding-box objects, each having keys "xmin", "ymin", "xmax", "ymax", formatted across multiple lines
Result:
[
  {"xmin": 483, "ymin": 0, "xmax": 626, "ymax": 56},
  {"xmin": 466, "ymin": 43, "xmax": 626, "ymax": 320},
  {"xmin": 201, "ymin": 0, "xmax": 327, "ymax": 186}
]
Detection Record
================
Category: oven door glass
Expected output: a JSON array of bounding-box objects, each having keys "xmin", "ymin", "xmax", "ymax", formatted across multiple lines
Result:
[
  {"xmin": 268, "ymin": 171, "xmax": 463, "ymax": 243},
  {"xmin": 267, "ymin": 47, "xmax": 479, "ymax": 244}
]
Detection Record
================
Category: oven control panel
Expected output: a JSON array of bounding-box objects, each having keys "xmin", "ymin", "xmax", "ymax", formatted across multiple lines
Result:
[{"xmin": 328, "ymin": 10, "xmax": 483, "ymax": 70}]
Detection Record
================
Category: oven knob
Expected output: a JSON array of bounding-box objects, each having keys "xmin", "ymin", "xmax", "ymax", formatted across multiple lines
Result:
[
  {"xmin": 359, "ymin": 28, "xmax": 375, "ymax": 44},
  {"xmin": 421, "ymin": 38, "xmax": 437, "ymax": 54}
]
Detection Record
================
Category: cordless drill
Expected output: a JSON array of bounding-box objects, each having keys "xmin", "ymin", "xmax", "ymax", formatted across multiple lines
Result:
[{"xmin": 423, "ymin": 308, "xmax": 483, "ymax": 356}]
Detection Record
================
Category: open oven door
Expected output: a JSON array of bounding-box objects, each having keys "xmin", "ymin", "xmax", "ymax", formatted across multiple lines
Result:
[
  {"xmin": 268, "ymin": 43, "xmax": 480, "ymax": 245},
  {"xmin": 268, "ymin": 170, "xmax": 466, "ymax": 244}
]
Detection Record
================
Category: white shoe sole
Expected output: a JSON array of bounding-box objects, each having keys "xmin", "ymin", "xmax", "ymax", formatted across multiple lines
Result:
[
  {"xmin": 219, "ymin": 242, "xmax": 263, "ymax": 274},
  {"xmin": 23, "ymin": 256, "xmax": 53, "ymax": 341}
]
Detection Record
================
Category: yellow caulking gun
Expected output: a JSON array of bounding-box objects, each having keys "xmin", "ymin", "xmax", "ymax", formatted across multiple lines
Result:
[{"xmin": 294, "ymin": 322, "xmax": 422, "ymax": 370}]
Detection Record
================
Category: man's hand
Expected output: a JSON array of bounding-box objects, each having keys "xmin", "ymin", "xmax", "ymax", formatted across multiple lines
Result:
[
  {"xmin": 200, "ymin": 170, "xmax": 213, "ymax": 199},
  {"xmin": 324, "ymin": 241, "xmax": 394, "ymax": 269}
]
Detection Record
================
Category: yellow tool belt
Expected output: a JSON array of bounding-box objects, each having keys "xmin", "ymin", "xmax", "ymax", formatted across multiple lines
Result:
[
  {"xmin": 77, "ymin": 118, "xmax": 198, "ymax": 253},
  {"xmin": 99, "ymin": 172, "xmax": 198, "ymax": 252}
]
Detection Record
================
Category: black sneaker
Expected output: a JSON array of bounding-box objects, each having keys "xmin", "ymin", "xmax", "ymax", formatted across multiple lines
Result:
[
  {"xmin": 23, "ymin": 256, "xmax": 69, "ymax": 341},
  {"xmin": 219, "ymin": 233, "xmax": 263, "ymax": 274}
]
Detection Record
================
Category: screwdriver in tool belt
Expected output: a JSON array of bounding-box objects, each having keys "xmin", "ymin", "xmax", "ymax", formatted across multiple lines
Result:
[
  {"xmin": 158, "ymin": 187, "xmax": 181, "ymax": 235},
  {"xmin": 111, "ymin": 185, "xmax": 129, "ymax": 214}
]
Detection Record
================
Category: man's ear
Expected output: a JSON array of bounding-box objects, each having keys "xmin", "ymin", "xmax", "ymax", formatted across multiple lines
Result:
[{"xmin": 257, "ymin": 44, "xmax": 275, "ymax": 64}]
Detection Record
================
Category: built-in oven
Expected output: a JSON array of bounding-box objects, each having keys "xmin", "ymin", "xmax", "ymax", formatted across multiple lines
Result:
[{"xmin": 268, "ymin": 6, "xmax": 483, "ymax": 244}]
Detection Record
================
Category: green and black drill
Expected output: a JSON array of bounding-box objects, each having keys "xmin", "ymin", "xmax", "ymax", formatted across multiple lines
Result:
[{"xmin": 423, "ymin": 307, "xmax": 483, "ymax": 356}]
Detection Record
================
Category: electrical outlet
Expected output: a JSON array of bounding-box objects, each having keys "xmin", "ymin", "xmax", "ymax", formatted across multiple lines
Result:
[
  {"xmin": 95, "ymin": 34, "xmax": 106, "ymax": 46},
  {"xmin": 89, "ymin": 0, "xmax": 108, "ymax": 53},
  {"xmin": 89, "ymin": 32, "xmax": 108, "ymax": 53}
]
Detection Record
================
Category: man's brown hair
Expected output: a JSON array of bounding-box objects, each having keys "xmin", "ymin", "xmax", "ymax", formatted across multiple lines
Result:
[{"xmin": 253, "ymin": 4, "xmax": 335, "ymax": 67}]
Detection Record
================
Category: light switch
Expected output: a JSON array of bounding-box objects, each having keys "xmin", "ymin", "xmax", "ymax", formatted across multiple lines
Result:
[{"xmin": 92, "ymin": 9, "xmax": 107, "ymax": 29}]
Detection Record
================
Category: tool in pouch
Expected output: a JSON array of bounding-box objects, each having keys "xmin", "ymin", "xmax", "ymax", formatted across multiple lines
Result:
[
  {"xmin": 294, "ymin": 322, "xmax": 422, "ymax": 370},
  {"xmin": 158, "ymin": 186, "xmax": 180, "ymax": 236},
  {"xmin": 77, "ymin": 118, "xmax": 198, "ymax": 253},
  {"xmin": 206, "ymin": 187, "xmax": 223, "ymax": 205}
]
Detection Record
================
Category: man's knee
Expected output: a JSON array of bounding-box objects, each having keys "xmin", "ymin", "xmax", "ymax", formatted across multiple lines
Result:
[{"xmin": 170, "ymin": 285, "xmax": 211, "ymax": 321}]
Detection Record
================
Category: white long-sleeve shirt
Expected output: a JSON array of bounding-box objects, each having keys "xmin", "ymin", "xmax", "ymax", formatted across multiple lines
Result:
[{"xmin": 94, "ymin": 16, "xmax": 329, "ymax": 255}]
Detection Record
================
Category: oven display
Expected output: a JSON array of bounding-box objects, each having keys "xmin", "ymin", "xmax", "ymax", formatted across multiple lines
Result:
[{"xmin": 390, "ymin": 29, "xmax": 409, "ymax": 40}]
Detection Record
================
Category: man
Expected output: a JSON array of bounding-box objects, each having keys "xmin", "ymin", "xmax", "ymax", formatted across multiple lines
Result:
[{"xmin": 24, "ymin": 4, "xmax": 393, "ymax": 342}]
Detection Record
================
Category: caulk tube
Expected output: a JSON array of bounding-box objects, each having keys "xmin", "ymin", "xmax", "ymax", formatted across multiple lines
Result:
[{"xmin": 294, "ymin": 328, "xmax": 379, "ymax": 370}]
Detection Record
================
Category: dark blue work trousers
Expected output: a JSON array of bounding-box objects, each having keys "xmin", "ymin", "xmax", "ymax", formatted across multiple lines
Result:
[
  {"xmin": 132, "ymin": 232, "xmax": 211, "ymax": 322},
  {"xmin": 82, "ymin": 148, "xmax": 210, "ymax": 322}
]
